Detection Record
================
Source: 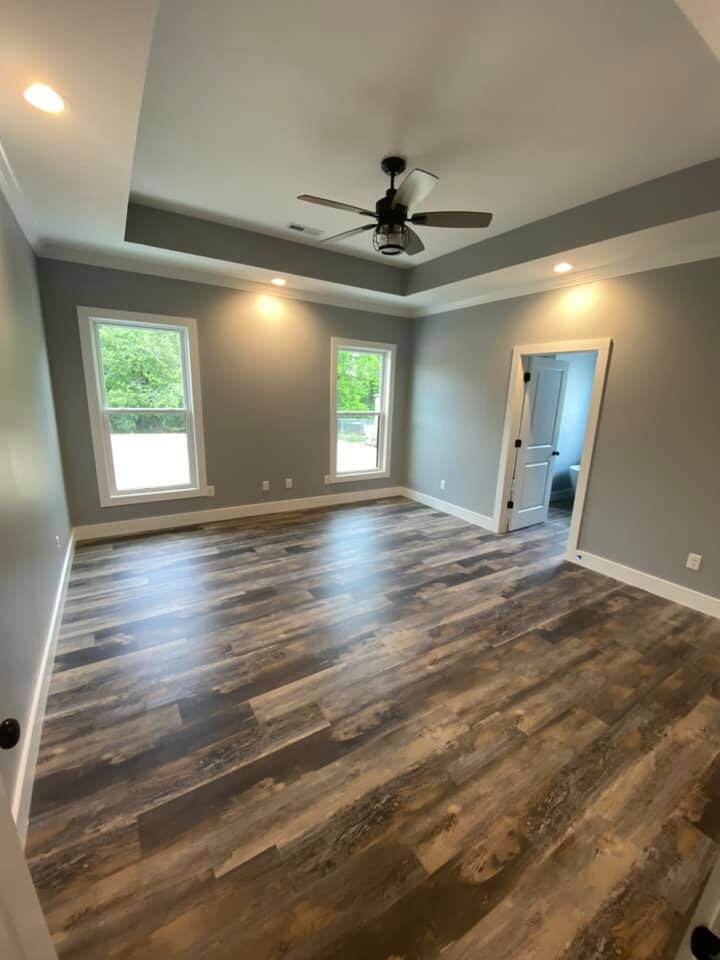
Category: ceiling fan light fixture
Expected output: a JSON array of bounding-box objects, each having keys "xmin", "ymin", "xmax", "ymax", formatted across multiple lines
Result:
[
  {"xmin": 298, "ymin": 157, "xmax": 493, "ymax": 255},
  {"xmin": 372, "ymin": 223, "xmax": 408, "ymax": 256}
]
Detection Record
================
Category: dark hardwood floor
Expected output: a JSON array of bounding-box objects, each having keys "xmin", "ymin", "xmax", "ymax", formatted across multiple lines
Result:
[{"xmin": 26, "ymin": 497, "xmax": 720, "ymax": 959}]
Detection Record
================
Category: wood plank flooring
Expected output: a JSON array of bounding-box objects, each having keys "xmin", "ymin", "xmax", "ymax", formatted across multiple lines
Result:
[{"xmin": 26, "ymin": 497, "xmax": 720, "ymax": 959}]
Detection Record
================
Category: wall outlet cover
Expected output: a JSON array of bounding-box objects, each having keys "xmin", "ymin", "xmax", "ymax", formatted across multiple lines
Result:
[
  {"xmin": 285, "ymin": 478, "xmax": 293, "ymax": 489},
  {"xmin": 262, "ymin": 480, "xmax": 270, "ymax": 491},
  {"xmin": 440, "ymin": 479, "xmax": 446, "ymax": 491},
  {"xmin": 686, "ymin": 552, "xmax": 702, "ymax": 571}
]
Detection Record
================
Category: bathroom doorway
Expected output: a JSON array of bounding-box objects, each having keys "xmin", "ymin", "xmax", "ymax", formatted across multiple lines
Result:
[
  {"xmin": 547, "ymin": 350, "xmax": 597, "ymax": 512},
  {"xmin": 493, "ymin": 338, "xmax": 612, "ymax": 559}
]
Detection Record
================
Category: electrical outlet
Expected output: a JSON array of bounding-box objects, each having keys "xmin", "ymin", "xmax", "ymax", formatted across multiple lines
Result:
[
  {"xmin": 262, "ymin": 480, "xmax": 270, "ymax": 492},
  {"xmin": 55, "ymin": 535, "xmax": 62, "ymax": 551},
  {"xmin": 686, "ymin": 552, "xmax": 702, "ymax": 571},
  {"xmin": 440, "ymin": 479, "xmax": 446, "ymax": 491},
  {"xmin": 285, "ymin": 478, "xmax": 293, "ymax": 489}
]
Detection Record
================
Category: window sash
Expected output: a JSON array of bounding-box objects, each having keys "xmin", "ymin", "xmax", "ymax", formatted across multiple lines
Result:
[
  {"xmin": 93, "ymin": 319, "xmax": 190, "ymax": 412},
  {"xmin": 328, "ymin": 339, "xmax": 395, "ymax": 482},
  {"xmin": 335, "ymin": 409, "xmax": 381, "ymax": 416},
  {"xmin": 102, "ymin": 409, "xmax": 198, "ymax": 496},
  {"xmin": 91, "ymin": 319, "xmax": 198, "ymax": 497},
  {"xmin": 335, "ymin": 410, "xmax": 384, "ymax": 475},
  {"xmin": 79, "ymin": 308, "xmax": 209, "ymax": 507}
]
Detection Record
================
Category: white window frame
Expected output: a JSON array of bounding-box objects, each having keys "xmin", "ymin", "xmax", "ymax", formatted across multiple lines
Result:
[
  {"xmin": 325, "ymin": 337, "xmax": 395, "ymax": 484},
  {"xmin": 77, "ymin": 307, "xmax": 212, "ymax": 507}
]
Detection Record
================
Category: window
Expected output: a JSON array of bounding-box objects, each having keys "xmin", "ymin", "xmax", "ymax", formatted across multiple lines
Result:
[
  {"xmin": 326, "ymin": 337, "xmax": 395, "ymax": 483},
  {"xmin": 78, "ymin": 308, "xmax": 211, "ymax": 506}
]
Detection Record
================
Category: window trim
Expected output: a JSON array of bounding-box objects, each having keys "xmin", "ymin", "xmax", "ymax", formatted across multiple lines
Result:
[
  {"xmin": 77, "ymin": 306, "xmax": 212, "ymax": 507},
  {"xmin": 325, "ymin": 336, "xmax": 396, "ymax": 485}
]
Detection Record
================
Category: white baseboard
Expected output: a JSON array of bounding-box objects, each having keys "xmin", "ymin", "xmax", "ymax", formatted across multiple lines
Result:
[
  {"xmin": 12, "ymin": 533, "xmax": 75, "ymax": 843},
  {"xmin": 571, "ymin": 549, "xmax": 720, "ymax": 620},
  {"xmin": 73, "ymin": 486, "xmax": 407, "ymax": 542},
  {"xmin": 402, "ymin": 487, "xmax": 498, "ymax": 533}
]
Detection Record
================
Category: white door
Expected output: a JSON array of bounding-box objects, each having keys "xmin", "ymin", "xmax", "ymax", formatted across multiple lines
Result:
[
  {"xmin": 0, "ymin": 778, "xmax": 56, "ymax": 960},
  {"xmin": 507, "ymin": 355, "xmax": 568, "ymax": 531}
]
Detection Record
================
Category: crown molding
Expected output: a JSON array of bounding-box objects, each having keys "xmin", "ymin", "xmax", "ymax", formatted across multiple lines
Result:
[
  {"xmin": 0, "ymin": 138, "xmax": 39, "ymax": 247},
  {"xmin": 36, "ymin": 241, "xmax": 415, "ymax": 318}
]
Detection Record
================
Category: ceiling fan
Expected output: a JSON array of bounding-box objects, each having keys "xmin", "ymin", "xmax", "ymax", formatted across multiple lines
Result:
[{"xmin": 297, "ymin": 156, "xmax": 492, "ymax": 257}]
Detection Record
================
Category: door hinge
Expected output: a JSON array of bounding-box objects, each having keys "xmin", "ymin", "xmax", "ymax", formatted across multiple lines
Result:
[
  {"xmin": 523, "ymin": 371, "xmax": 531, "ymax": 383},
  {"xmin": 506, "ymin": 499, "xmax": 514, "ymax": 509},
  {"xmin": 514, "ymin": 438, "xmax": 522, "ymax": 448}
]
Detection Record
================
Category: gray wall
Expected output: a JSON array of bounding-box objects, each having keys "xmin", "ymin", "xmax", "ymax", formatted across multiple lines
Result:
[
  {"xmin": 551, "ymin": 350, "xmax": 597, "ymax": 496},
  {"xmin": 0, "ymin": 194, "xmax": 69, "ymax": 799},
  {"xmin": 408, "ymin": 258, "xmax": 720, "ymax": 599},
  {"xmin": 37, "ymin": 260, "xmax": 412, "ymax": 526}
]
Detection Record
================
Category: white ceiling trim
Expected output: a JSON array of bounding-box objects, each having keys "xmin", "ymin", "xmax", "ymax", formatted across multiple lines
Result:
[
  {"xmin": 0, "ymin": 135, "xmax": 39, "ymax": 245},
  {"xmin": 411, "ymin": 211, "xmax": 720, "ymax": 317},
  {"xmin": 38, "ymin": 207, "xmax": 720, "ymax": 322},
  {"xmin": 36, "ymin": 241, "xmax": 416, "ymax": 318}
]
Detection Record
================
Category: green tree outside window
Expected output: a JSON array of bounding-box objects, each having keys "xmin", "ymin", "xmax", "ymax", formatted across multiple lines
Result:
[
  {"xmin": 98, "ymin": 324, "xmax": 187, "ymax": 434},
  {"xmin": 336, "ymin": 349, "xmax": 382, "ymax": 411}
]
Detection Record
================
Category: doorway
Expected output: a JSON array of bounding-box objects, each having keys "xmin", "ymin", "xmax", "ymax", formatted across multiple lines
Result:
[{"xmin": 493, "ymin": 337, "xmax": 612, "ymax": 559}]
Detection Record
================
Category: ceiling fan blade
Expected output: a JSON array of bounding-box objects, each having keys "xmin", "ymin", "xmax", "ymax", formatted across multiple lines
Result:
[
  {"xmin": 321, "ymin": 223, "xmax": 376, "ymax": 244},
  {"xmin": 405, "ymin": 226, "xmax": 425, "ymax": 256},
  {"xmin": 392, "ymin": 169, "xmax": 438, "ymax": 210},
  {"xmin": 297, "ymin": 194, "xmax": 376, "ymax": 217},
  {"xmin": 411, "ymin": 211, "xmax": 493, "ymax": 228}
]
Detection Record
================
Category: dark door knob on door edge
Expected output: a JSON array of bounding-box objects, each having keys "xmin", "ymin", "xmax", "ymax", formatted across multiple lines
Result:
[
  {"xmin": 552, "ymin": 450, "xmax": 560, "ymax": 456},
  {"xmin": 692, "ymin": 926, "xmax": 720, "ymax": 959},
  {"xmin": 0, "ymin": 718, "xmax": 20, "ymax": 749}
]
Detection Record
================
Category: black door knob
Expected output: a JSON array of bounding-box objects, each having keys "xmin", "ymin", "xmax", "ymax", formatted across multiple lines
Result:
[
  {"xmin": 551, "ymin": 450, "xmax": 560, "ymax": 456},
  {"xmin": 0, "ymin": 718, "xmax": 20, "ymax": 750},
  {"xmin": 692, "ymin": 926, "xmax": 720, "ymax": 959}
]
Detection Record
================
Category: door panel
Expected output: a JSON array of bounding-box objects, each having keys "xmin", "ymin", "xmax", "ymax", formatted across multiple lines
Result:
[
  {"xmin": 520, "ymin": 460, "xmax": 550, "ymax": 510},
  {"xmin": 530, "ymin": 368, "xmax": 565, "ymax": 443},
  {"xmin": 508, "ymin": 356, "xmax": 568, "ymax": 531}
]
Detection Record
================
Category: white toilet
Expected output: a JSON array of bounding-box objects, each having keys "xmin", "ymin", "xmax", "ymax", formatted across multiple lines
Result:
[{"xmin": 569, "ymin": 464, "xmax": 580, "ymax": 491}]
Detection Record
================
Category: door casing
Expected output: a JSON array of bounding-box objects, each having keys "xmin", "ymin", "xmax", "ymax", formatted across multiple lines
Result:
[{"xmin": 493, "ymin": 337, "xmax": 612, "ymax": 558}]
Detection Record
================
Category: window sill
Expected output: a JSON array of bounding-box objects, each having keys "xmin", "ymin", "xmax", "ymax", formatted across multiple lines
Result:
[
  {"xmin": 101, "ymin": 485, "xmax": 215, "ymax": 508},
  {"xmin": 324, "ymin": 471, "xmax": 390, "ymax": 485}
]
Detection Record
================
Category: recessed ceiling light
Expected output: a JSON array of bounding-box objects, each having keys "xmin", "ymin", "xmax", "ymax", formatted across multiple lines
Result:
[
  {"xmin": 271, "ymin": 277, "xmax": 286, "ymax": 287},
  {"xmin": 553, "ymin": 262, "xmax": 573, "ymax": 274},
  {"xmin": 23, "ymin": 82, "xmax": 64, "ymax": 114}
]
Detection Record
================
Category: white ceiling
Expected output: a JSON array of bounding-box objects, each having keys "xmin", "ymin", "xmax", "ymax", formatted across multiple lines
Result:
[
  {"xmin": 131, "ymin": 0, "xmax": 720, "ymax": 264},
  {"xmin": 0, "ymin": 0, "xmax": 719, "ymax": 317},
  {"xmin": 0, "ymin": 0, "xmax": 156, "ymax": 248}
]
